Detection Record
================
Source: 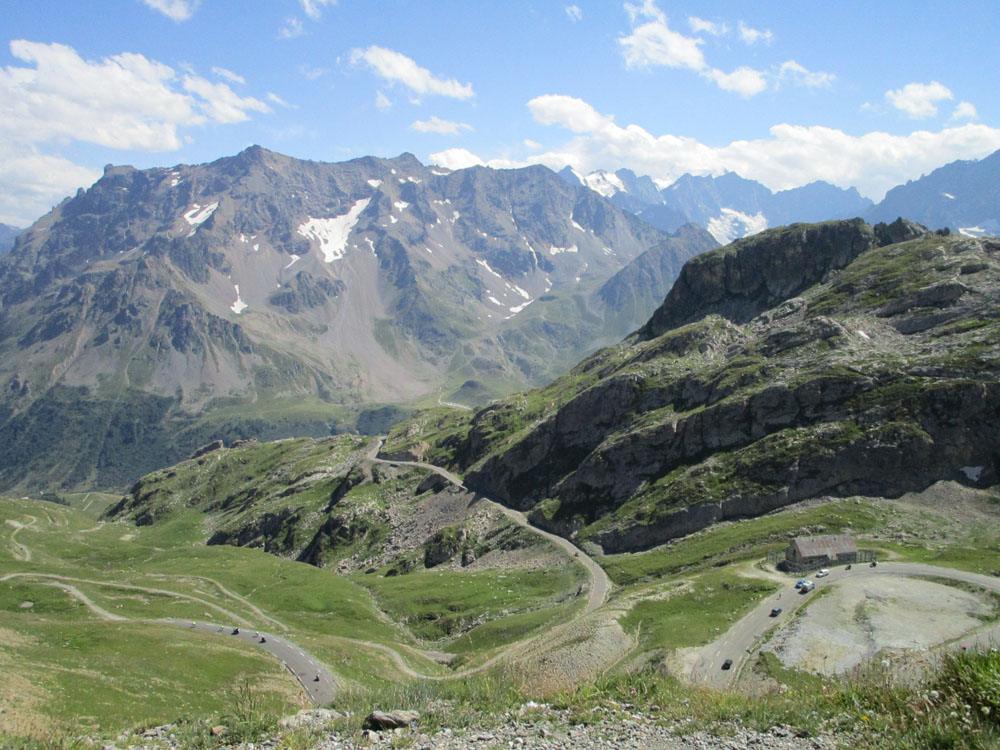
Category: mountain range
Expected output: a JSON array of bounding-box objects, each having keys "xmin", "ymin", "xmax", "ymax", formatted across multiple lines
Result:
[
  {"xmin": 561, "ymin": 148, "xmax": 1000, "ymax": 244},
  {"xmin": 0, "ymin": 146, "xmax": 714, "ymax": 490},
  {"xmin": 559, "ymin": 166, "xmax": 874, "ymax": 243}
]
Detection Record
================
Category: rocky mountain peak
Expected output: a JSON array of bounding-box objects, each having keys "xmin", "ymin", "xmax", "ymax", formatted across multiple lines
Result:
[{"xmin": 639, "ymin": 218, "xmax": 878, "ymax": 338}]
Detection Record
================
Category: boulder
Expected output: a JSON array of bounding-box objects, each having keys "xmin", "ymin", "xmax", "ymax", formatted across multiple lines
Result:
[{"xmin": 363, "ymin": 709, "xmax": 420, "ymax": 731}]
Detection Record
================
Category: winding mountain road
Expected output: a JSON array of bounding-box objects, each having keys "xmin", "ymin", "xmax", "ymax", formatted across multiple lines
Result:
[
  {"xmin": 691, "ymin": 561, "xmax": 1000, "ymax": 689},
  {"xmin": 0, "ymin": 571, "xmax": 335, "ymax": 704},
  {"xmin": 367, "ymin": 438, "xmax": 612, "ymax": 615}
]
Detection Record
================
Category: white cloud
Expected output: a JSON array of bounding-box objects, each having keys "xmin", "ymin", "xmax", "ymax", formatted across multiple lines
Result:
[
  {"xmin": 522, "ymin": 94, "xmax": 1000, "ymax": 199},
  {"xmin": 300, "ymin": 0, "xmax": 336, "ymax": 20},
  {"xmin": 777, "ymin": 60, "xmax": 835, "ymax": 89},
  {"xmin": 0, "ymin": 42, "xmax": 266, "ymax": 137},
  {"xmin": 565, "ymin": 4, "xmax": 583, "ymax": 22},
  {"xmin": 706, "ymin": 66, "xmax": 767, "ymax": 97},
  {"xmin": 737, "ymin": 21, "xmax": 773, "ymax": 45},
  {"xmin": 141, "ymin": 0, "xmax": 199, "ymax": 22},
  {"xmin": 688, "ymin": 16, "xmax": 727, "ymax": 36},
  {"xmin": 523, "ymin": 138, "xmax": 542, "ymax": 150},
  {"xmin": 2, "ymin": 40, "xmax": 202, "ymax": 151},
  {"xmin": 619, "ymin": 13, "xmax": 706, "ymax": 71},
  {"xmin": 374, "ymin": 90, "xmax": 391, "ymax": 110},
  {"xmin": 211, "ymin": 66, "xmax": 245, "ymax": 85},
  {"xmin": 885, "ymin": 81, "xmax": 953, "ymax": 118},
  {"xmin": 278, "ymin": 17, "xmax": 305, "ymax": 39},
  {"xmin": 428, "ymin": 148, "xmax": 485, "ymax": 171},
  {"xmin": 0, "ymin": 144, "xmax": 101, "ymax": 226},
  {"xmin": 350, "ymin": 46, "xmax": 474, "ymax": 100},
  {"xmin": 267, "ymin": 92, "xmax": 296, "ymax": 109},
  {"xmin": 411, "ymin": 116, "xmax": 473, "ymax": 135},
  {"xmin": 181, "ymin": 76, "xmax": 271, "ymax": 124},
  {"xmin": 951, "ymin": 100, "xmax": 978, "ymax": 121},
  {"xmin": 618, "ymin": 3, "xmax": 767, "ymax": 98}
]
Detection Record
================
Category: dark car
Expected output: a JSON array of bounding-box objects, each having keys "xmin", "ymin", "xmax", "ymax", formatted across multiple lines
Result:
[
  {"xmin": 770, "ymin": 608, "xmax": 783, "ymax": 617},
  {"xmin": 722, "ymin": 659, "xmax": 733, "ymax": 670}
]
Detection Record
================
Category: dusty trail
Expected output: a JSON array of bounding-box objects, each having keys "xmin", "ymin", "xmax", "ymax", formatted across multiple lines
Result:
[
  {"xmin": 144, "ymin": 573, "xmax": 290, "ymax": 632},
  {"xmin": 5, "ymin": 515, "xmax": 37, "ymax": 562}
]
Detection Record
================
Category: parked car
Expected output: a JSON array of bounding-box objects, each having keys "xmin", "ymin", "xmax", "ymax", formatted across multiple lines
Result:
[
  {"xmin": 795, "ymin": 579, "xmax": 808, "ymax": 589},
  {"xmin": 770, "ymin": 607, "xmax": 783, "ymax": 617},
  {"xmin": 800, "ymin": 581, "xmax": 815, "ymax": 593},
  {"xmin": 816, "ymin": 568, "xmax": 829, "ymax": 578},
  {"xmin": 722, "ymin": 659, "xmax": 733, "ymax": 670}
]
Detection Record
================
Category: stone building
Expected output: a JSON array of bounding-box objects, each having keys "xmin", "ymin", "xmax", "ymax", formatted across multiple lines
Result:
[{"xmin": 785, "ymin": 533, "xmax": 858, "ymax": 570}]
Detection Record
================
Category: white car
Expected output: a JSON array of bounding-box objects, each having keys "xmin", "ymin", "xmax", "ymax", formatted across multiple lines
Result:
[{"xmin": 816, "ymin": 569, "xmax": 829, "ymax": 578}]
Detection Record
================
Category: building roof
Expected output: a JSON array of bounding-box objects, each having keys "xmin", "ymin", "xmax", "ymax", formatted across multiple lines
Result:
[{"xmin": 790, "ymin": 534, "xmax": 857, "ymax": 559}]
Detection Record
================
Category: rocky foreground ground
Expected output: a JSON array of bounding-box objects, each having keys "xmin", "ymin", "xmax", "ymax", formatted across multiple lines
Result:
[{"xmin": 99, "ymin": 705, "xmax": 842, "ymax": 750}]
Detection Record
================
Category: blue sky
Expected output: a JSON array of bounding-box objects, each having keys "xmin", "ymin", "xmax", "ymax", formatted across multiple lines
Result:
[{"xmin": 2, "ymin": 0, "xmax": 1000, "ymax": 225}]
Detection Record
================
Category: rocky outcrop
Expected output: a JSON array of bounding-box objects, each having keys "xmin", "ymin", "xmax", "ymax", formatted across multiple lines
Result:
[{"xmin": 638, "ymin": 220, "xmax": 877, "ymax": 338}]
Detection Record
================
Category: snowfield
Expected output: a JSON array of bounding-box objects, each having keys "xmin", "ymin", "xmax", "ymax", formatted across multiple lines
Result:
[{"xmin": 297, "ymin": 199, "xmax": 371, "ymax": 262}]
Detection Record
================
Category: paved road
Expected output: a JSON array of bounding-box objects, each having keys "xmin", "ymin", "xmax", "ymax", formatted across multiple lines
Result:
[
  {"xmin": 367, "ymin": 438, "xmax": 612, "ymax": 614},
  {"xmin": 166, "ymin": 620, "xmax": 336, "ymax": 704},
  {"xmin": 691, "ymin": 562, "xmax": 1000, "ymax": 689}
]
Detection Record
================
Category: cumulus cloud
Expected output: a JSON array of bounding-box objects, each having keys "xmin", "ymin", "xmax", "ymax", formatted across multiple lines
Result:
[
  {"xmin": 706, "ymin": 66, "xmax": 768, "ymax": 97},
  {"xmin": 886, "ymin": 81, "xmax": 953, "ymax": 118},
  {"xmin": 300, "ymin": 0, "xmax": 336, "ymax": 20},
  {"xmin": 952, "ymin": 101, "xmax": 978, "ymax": 120},
  {"xmin": 738, "ymin": 21, "xmax": 773, "ymax": 45},
  {"xmin": 211, "ymin": 66, "xmax": 245, "ymax": 85},
  {"xmin": 565, "ymin": 4, "xmax": 583, "ymax": 22},
  {"xmin": 522, "ymin": 94, "xmax": 1000, "ymax": 199},
  {"xmin": 141, "ymin": 0, "xmax": 199, "ymax": 22},
  {"xmin": 618, "ymin": 2, "xmax": 769, "ymax": 98},
  {"xmin": 350, "ymin": 46, "xmax": 474, "ymax": 100},
  {"xmin": 181, "ymin": 76, "xmax": 270, "ymax": 124},
  {"xmin": 428, "ymin": 148, "xmax": 486, "ymax": 171},
  {"xmin": 523, "ymin": 138, "xmax": 542, "ymax": 150},
  {"xmin": 374, "ymin": 90, "xmax": 391, "ymax": 110},
  {"xmin": 688, "ymin": 16, "xmax": 727, "ymax": 36},
  {"xmin": 410, "ymin": 116, "xmax": 473, "ymax": 135}
]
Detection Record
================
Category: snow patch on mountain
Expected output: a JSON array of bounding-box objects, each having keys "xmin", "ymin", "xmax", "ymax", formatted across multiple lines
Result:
[
  {"xmin": 297, "ymin": 199, "xmax": 371, "ymax": 263},
  {"xmin": 476, "ymin": 258, "xmax": 503, "ymax": 279},
  {"xmin": 583, "ymin": 170, "xmax": 624, "ymax": 198},
  {"xmin": 549, "ymin": 244, "xmax": 579, "ymax": 255},
  {"xmin": 367, "ymin": 179, "xmax": 382, "ymax": 188},
  {"xmin": 706, "ymin": 208, "xmax": 768, "ymax": 245},
  {"xmin": 283, "ymin": 254, "xmax": 300, "ymax": 270},
  {"xmin": 230, "ymin": 285, "xmax": 247, "ymax": 315},
  {"xmin": 184, "ymin": 202, "xmax": 219, "ymax": 228}
]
